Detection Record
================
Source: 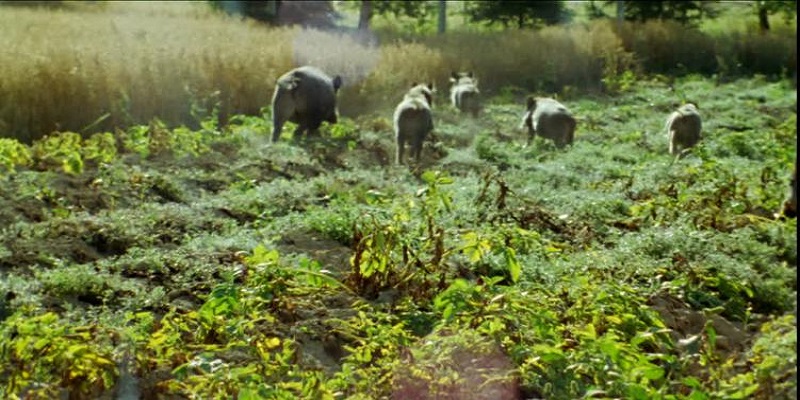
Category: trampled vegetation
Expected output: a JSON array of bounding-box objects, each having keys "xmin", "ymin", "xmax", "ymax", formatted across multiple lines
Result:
[{"xmin": 0, "ymin": 2, "xmax": 796, "ymax": 400}]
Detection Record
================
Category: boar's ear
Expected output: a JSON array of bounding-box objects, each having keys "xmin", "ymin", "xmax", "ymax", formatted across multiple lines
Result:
[
  {"xmin": 451, "ymin": 71, "xmax": 459, "ymax": 80},
  {"xmin": 526, "ymin": 96, "xmax": 536, "ymax": 110},
  {"xmin": 467, "ymin": 71, "xmax": 473, "ymax": 78},
  {"xmin": 411, "ymin": 82, "xmax": 418, "ymax": 88},
  {"xmin": 280, "ymin": 76, "xmax": 300, "ymax": 91},
  {"xmin": 332, "ymin": 75, "xmax": 342, "ymax": 91},
  {"xmin": 427, "ymin": 82, "xmax": 435, "ymax": 92}
]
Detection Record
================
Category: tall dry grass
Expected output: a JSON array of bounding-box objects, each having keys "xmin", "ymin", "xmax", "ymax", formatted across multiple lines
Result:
[
  {"xmin": 0, "ymin": 3, "xmax": 795, "ymax": 142},
  {"xmin": 422, "ymin": 21, "xmax": 636, "ymax": 94},
  {"xmin": 1, "ymin": 5, "xmax": 292, "ymax": 142},
  {"xmin": 616, "ymin": 19, "xmax": 797, "ymax": 78}
]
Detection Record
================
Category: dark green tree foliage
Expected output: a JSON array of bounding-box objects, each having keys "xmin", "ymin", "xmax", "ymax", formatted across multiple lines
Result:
[
  {"xmin": 754, "ymin": 0, "xmax": 797, "ymax": 32},
  {"xmin": 211, "ymin": 1, "xmax": 279, "ymax": 23},
  {"xmin": 464, "ymin": 1, "xmax": 572, "ymax": 29},
  {"xmin": 608, "ymin": 1, "xmax": 716, "ymax": 26},
  {"xmin": 277, "ymin": 1, "xmax": 337, "ymax": 28},
  {"xmin": 371, "ymin": 0, "xmax": 435, "ymax": 20},
  {"xmin": 211, "ymin": 1, "xmax": 337, "ymax": 28},
  {"xmin": 352, "ymin": 1, "xmax": 435, "ymax": 31},
  {"xmin": 586, "ymin": 0, "xmax": 609, "ymax": 20},
  {"xmin": 0, "ymin": 1, "xmax": 65, "ymax": 7}
]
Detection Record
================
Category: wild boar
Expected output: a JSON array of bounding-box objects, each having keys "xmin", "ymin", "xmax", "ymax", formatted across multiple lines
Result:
[
  {"xmin": 521, "ymin": 96, "xmax": 576, "ymax": 148},
  {"xmin": 271, "ymin": 65, "xmax": 343, "ymax": 142},
  {"xmin": 394, "ymin": 82, "xmax": 435, "ymax": 165},
  {"xmin": 664, "ymin": 103, "xmax": 702, "ymax": 157},
  {"xmin": 449, "ymin": 71, "xmax": 481, "ymax": 117}
]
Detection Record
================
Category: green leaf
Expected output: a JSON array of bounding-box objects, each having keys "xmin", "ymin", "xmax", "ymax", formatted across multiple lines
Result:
[
  {"xmin": 505, "ymin": 247, "xmax": 521, "ymax": 283},
  {"xmin": 626, "ymin": 383, "xmax": 649, "ymax": 400},
  {"xmin": 421, "ymin": 170, "xmax": 437, "ymax": 184},
  {"xmin": 682, "ymin": 376, "xmax": 702, "ymax": 389},
  {"xmin": 33, "ymin": 338, "xmax": 50, "ymax": 351},
  {"xmin": 686, "ymin": 390, "xmax": 710, "ymax": 400},
  {"xmin": 726, "ymin": 384, "xmax": 760, "ymax": 399},
  {"xmin": 365, "ymin": 189, "xmax": 387, "ymax": 204},
  {"xmin": 705, "ymin": 324, "xmax": 717, "ymax": 350},
  {"xmin": 441, "ymin": 305, "xmax": 455, "ymax": 321},
  {"xmin": 62, "ymin": 153, "xmax": 84, "ymax": 175},
  {"xmin": 172, "ymin": 363, "xmax": 189, "ymax": 378},
  {"xmin": 636, "ymin": 365, "xmax": 665, "ymax": 381}
]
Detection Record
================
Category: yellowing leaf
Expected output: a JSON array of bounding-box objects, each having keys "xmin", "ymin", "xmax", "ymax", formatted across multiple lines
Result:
[{"xmin": 264, "ymin": 337, "xmax": 281, "ymax": 350}]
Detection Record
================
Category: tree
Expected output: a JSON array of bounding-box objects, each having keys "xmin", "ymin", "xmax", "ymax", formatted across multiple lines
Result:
[
  {"xmin": 753, "ymin": 0, "xmax": 797, "ymax": 32},
  {"xmin": 607, "ymin": 1, "xmax": 716, "ymax": 26},
  {"xmin": 586, "ymin": 0, "xmax": 608, "ymax": 20},
  {"xmin": 211, "ymin": 1, "xmax": 338, "ymax": 28},
  {"xmin": 276, "ymin": 1, "xmax": 338, "ymax": 28},
  {"xmin": 437, "ymin": 0, "xmax": 446, "ymax": 34},
  {"xmin": 464, "ymin": 1, "xmax": 572, "ymax": 29},
  {"xmin": 212, "ymin": 1, "xmax": 280, "ymax": 24},
  {"xmin": 358, "ymin": 0, "xmax": 372, "ymax": 30},
  {"xmin": 356, "ymin": 0, "xmax": 434, "ymax": 31}
]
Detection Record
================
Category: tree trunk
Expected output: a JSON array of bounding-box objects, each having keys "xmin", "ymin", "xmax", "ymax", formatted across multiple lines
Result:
[
  {"xmin": 757, "ymin": 2, "xmax": 770, "ymax": 32},
  {"xmin": 267, "ymin": 1, "xmax": 279, "ymax": 17},
  {"xmin": 437, "ymin": 0, "xmax": 446, "ymax": 34},
  {"xmin": 358, "ymin": 0, "xmax": 372, "ymax": 31},
  {"xmin": 616, "ymin": 0, "xmax": 625, "ymax": 28}
]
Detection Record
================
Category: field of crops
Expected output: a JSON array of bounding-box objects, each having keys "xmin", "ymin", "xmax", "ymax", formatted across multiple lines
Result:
[
  {"xmin": 0, "ymin": 69, "xmax": 796, "ymax": 398},
  {"xmin": 0, "ymin": 1, "xmax": 797, "ymax": 399}
]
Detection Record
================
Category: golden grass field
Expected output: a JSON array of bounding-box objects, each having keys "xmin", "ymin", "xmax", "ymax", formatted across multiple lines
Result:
[{"xmin": 0, "ymin": 1, "xmax": 795, "ymax": 142}]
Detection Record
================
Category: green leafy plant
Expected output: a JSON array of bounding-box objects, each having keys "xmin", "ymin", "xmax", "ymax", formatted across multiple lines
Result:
[
  {"xmin": 328, "ymin": 308, "xmax": 416, "ymax": 398},
  {"xmin": 348, "ymin": 170, "xmax": 456, "ymax": 300},
  {"xmin": 170, "ymin": 126, "xmax": 211, "ymax": 158},
  {"xmin": 603, "ymin": 69, "xmax": 638, "ymax": 94},
  {"xmin": 0, "ymin": 311, "xmax": 118, "ymax": 399},
  {"xmin": 119, "ymin": 125, "xmax": 152, "ymax": 159},
  {"xmin": 83, "ymin": 131, "xmax": 117, "ymax": 164},
  {"xmin": 0, "ymin": 138, "xmax": 32, "ymax": 175},
  {"xmin": 30, "ymin": 131, "xmax": 84, "ymax": 174}
]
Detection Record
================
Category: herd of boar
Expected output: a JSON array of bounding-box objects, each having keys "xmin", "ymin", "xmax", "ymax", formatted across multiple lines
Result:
[
  {"xmin": 269, "ymin": 65, "xmax": 796, "ymax": 218},
  {"xmin": 269, "ymin": 65, "xmax": 701, "ymax": 161}
]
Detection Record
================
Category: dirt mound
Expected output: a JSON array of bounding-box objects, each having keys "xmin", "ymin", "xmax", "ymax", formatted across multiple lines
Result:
[
  {"xmin": 277, "ymin": 231, "xmax": 353, "ymax": 278},
  {"xmin": 648, "ymin": 291, "xmax": 753, "ymax": 355}
]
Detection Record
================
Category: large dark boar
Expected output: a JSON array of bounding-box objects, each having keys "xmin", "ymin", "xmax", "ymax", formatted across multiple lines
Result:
[
  {"xmin": 521, "ymin": 96, "xmax": 576, "ymax": 148},
  {"xmin": 271, "ymin": 66, "xmax": 343, "ymax": 143},
  {"xmin": 394, "ymin": 82, "xmax": 435, "ymax": 165},
  {"xmin": 664, "ymin": 103, "xmax": 702, "ymax": 157},
  {"xmin": 449, "ymin": 71, "xmax": 481, "ymax": 117}
]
